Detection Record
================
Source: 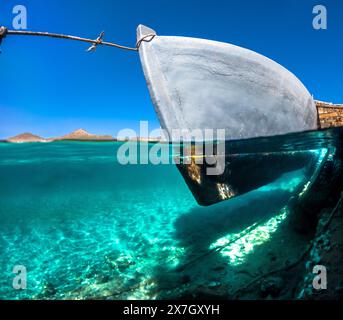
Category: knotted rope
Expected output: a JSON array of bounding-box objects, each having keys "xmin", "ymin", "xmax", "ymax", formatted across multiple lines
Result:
[{"xmin": 0, "ymin": 26, "xmax": 155, "ymax": 52}]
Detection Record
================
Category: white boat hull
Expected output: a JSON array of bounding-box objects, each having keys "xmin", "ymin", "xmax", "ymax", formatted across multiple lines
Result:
[{"xmin": 137, "ymin": 25, "xmax": 318, "ymax": 141}]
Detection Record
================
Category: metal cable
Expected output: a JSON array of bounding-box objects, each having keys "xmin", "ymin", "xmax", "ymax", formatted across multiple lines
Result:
[{"xmin": 0, "ymin": 27, "xmax": 156, "ymax": 52}]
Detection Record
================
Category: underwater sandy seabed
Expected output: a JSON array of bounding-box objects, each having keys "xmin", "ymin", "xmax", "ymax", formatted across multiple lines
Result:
[{"xmin": 0, "ymin": 138, "xmax": 342, "ymax": 300}]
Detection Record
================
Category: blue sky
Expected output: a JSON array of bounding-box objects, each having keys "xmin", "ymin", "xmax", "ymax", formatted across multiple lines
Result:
[{"xmin": 0, "ymin": 0, "xmax": 342, "ymax": 138}]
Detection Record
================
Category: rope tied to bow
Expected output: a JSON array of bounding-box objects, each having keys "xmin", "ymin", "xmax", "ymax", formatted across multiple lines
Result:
[
  {"xmin": 0, "ymin": 26, "xmax": 8, "ymax": 45},
  {"xmin": 0, "ymin": 27, "xmax": 156, "ymax": 52},
  {"xmin": 136, "ymin": 33, "xmax": 156, "ymax": 49}
]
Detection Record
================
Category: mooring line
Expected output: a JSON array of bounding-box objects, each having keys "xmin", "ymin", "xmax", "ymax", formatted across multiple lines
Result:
[{"xmin": 0, "ymin": 26, "xmax": 155, "ymax": 52}]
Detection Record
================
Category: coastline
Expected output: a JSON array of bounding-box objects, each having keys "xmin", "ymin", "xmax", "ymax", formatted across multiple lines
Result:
[
  {"xmin": 1, "ymin": 139, "xmax": 162, "ymax": 144},
  {"xmin": 4, "ymin": 129, "xmax": 161, "ymax": 144}
]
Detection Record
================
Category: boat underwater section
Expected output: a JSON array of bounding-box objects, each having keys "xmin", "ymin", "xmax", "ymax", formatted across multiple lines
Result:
[{"xmin": 175, "ymin": 130, "xmax": 341, "ymax": 206}]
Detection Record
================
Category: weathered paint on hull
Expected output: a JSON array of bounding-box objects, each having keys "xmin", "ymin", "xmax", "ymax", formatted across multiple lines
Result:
[{"xmin": 137, "ymin": 24, "xmax": 317, "ymax": 141}]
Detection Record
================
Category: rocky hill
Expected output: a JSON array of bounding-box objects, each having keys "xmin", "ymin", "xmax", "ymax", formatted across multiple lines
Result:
[
  {"xmin": 7, "ymin": 133, "xmax": 47, "ymax": 143},
  {"xmin": 54, "ymin": 129, "xmax": 114, "ymax": 141}
]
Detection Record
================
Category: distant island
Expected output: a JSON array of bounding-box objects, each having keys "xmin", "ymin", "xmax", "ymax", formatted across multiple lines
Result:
[
  {"xmin": 7, "ymin": 133, "xmax": 47, "ymax": 143},
  {"xmin": 5, "ymin": 129, "xmax": 161, "ymax": 143},
  {"xmin": 55, "ymin": 129, "xmax": 114, "ymax": 141}
]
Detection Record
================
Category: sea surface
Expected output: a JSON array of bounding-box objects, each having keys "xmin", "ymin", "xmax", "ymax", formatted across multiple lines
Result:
[{"xmin": 0, "ymin": 130, "xmax": 341, "ymax": 299}]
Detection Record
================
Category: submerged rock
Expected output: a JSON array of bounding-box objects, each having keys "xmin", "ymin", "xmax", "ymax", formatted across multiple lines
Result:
[
  {"xmin": 105, "ymin": 253, "xmax": 135, "ymax": 272},
  {"xmin": 260, "ymin": 277, "xmax": 284, "ymax": 298},
  {"xmin": 208, "ymin": 281, "xmax": 221, "ymax": 289}
]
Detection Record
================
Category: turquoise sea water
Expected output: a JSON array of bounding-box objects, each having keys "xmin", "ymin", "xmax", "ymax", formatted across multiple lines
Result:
[{"xmin": 0, "ymin": 136, "xmax": 337, "ymax": 299}]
